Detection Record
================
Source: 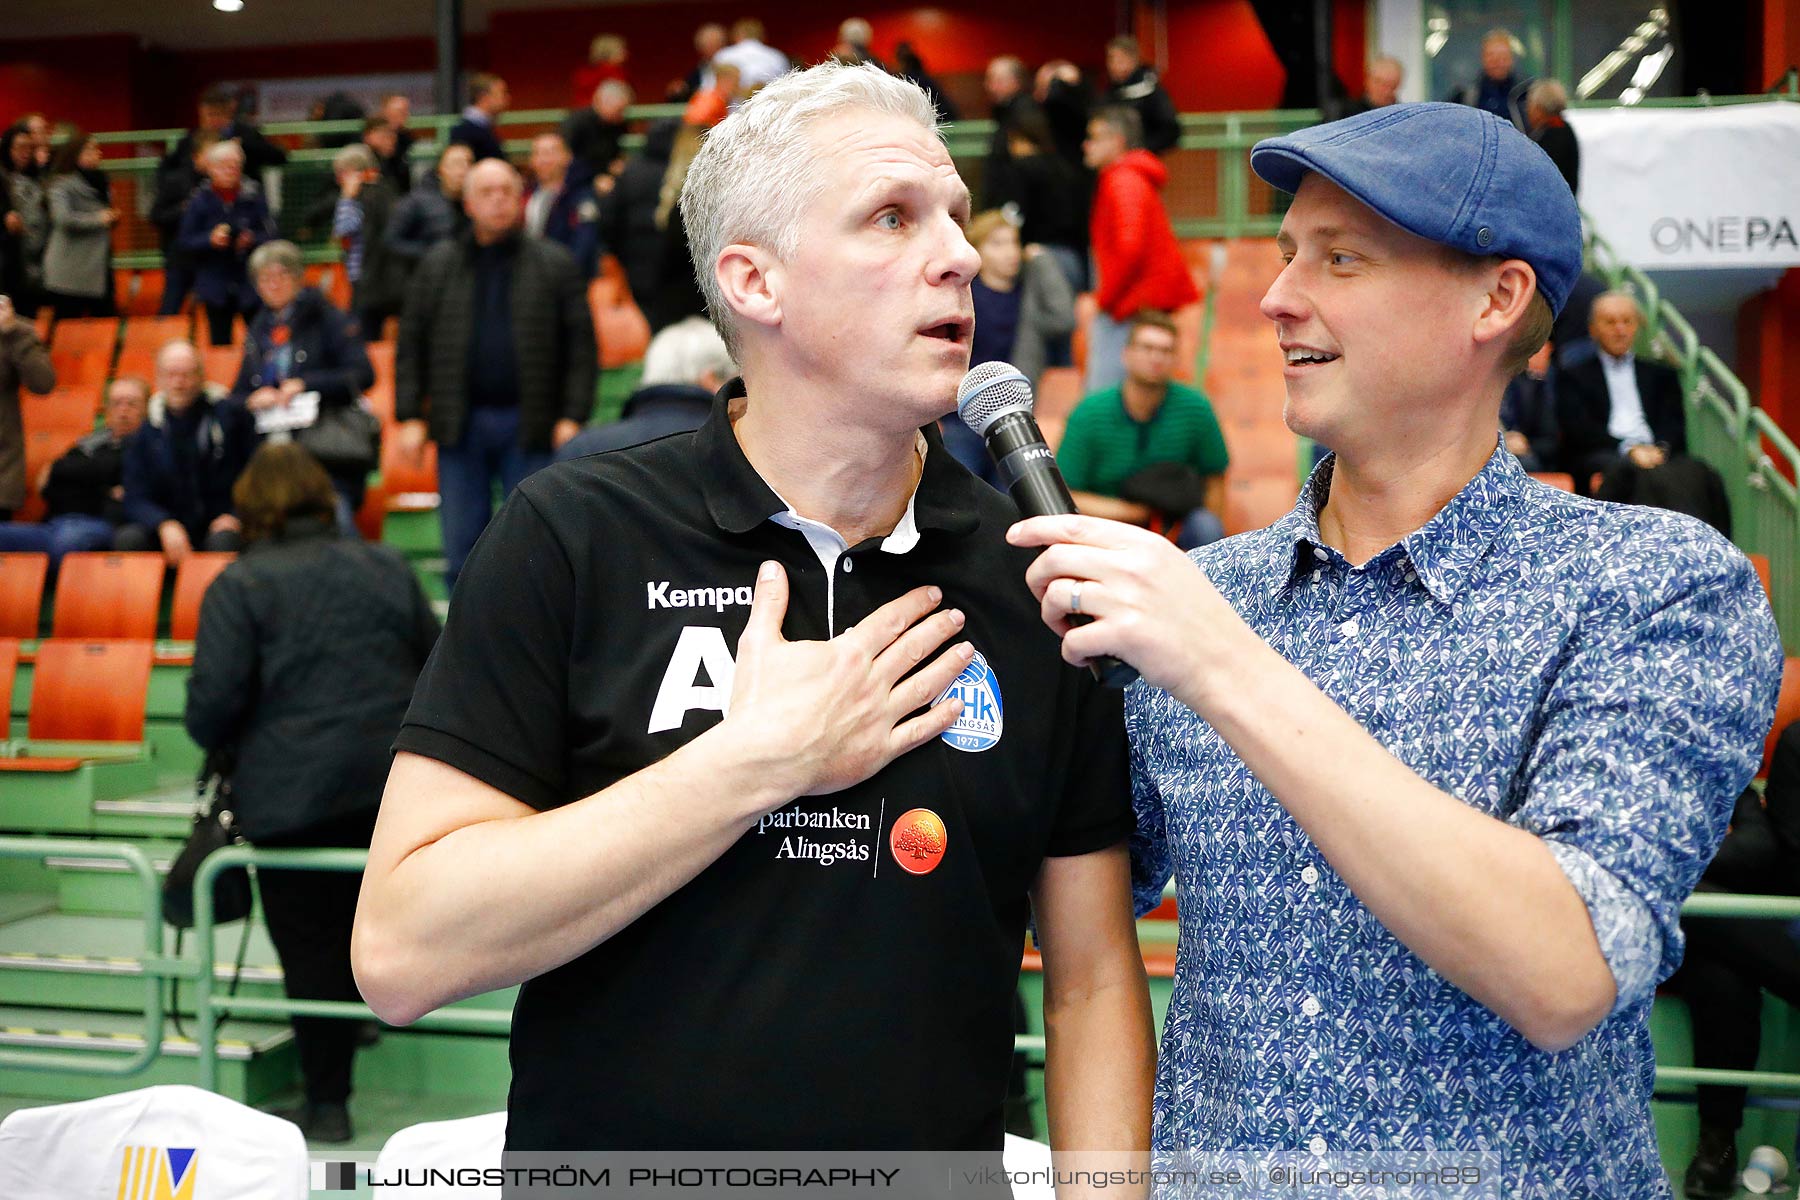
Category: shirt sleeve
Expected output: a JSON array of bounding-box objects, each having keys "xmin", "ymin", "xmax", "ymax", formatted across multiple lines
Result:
[
  {"xmin": 331, "ymin": 195, "xmax": 364, "ymax": 239},
  {"xmin": 1043, "ymin": 669, "xmax": 1134, "ymax": 858},
  {"xmin": 392, "ymin": 486, "xmax": 577, "ymax": 811},
  {"xmin": 1125, "ymin": 689, "xmax": 1173, "ymax": 917},
  {"xmin": 1507, "ymin": 537, "xmax": 1783, "ymax": 1012}
]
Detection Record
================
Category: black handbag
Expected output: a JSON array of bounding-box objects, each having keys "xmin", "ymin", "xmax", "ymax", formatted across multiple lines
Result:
[
  {"xmin": 296, "ymin": 399, "xmax": 382, "ymax": 478},
  {"xmin": 163, "ymin": 751, "xmax": 253, "ymax": 930}
]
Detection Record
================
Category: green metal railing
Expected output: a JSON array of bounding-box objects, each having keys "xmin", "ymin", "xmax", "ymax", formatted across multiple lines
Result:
[
  {"xmin": 189, "ymin": 846, "xmax": 510, "ymax": 1092},
  {"xmin": 1586, "ymin": 226, "xmax": 1799, "ymax": 650},
  {"xmin": 0, "ymin": 839, "xmax": 172, "ymax": 1076}
]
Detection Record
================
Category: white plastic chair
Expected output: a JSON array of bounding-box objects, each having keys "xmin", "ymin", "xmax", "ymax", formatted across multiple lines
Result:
[
  {"xmin": 0, "ymin": 1084, "xmax": 308, "ymax": 1199},
  {"xmin": 375, "ymin": 1110, "xmax": 507, "ymax": 1199}
]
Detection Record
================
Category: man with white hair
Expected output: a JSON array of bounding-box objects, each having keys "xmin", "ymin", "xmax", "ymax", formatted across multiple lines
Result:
[
  {"xmin": 712, "ymin": 17, "xmax": 790, "ymax": 94},
  {"xmin": 560, "ymin": 78, "xmax": 634, "ymax": 180},
  {"xmin": 1526, "ymin": 78, "xmax": 1579, "ymax": 195},
  {"xmin": 554, "ymin": 316, "xmax": 729, "ymax": 459},
  {"xmin": 176, "ymin": 139, "xmax": 275, "ymax": 346},
  {"xmin": 358, "ymin": 61, "xmax": 1151, "ymax": 1167}
]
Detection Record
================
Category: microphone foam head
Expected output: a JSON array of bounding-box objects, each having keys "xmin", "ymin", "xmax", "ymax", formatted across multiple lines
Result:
[{"xmin": 956, "ymin": 361, "xmax": 1033, "ymax": 436}]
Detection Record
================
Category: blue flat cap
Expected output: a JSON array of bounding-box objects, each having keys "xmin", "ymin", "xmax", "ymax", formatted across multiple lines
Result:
[{"xmin": 1250, "ymin": 102, "xmax": 1584, "ymax": 316}]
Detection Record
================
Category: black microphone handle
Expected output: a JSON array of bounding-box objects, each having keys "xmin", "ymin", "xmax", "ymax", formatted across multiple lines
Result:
[{"xmin": 981, "ymin": 411, "xmax": 1140, "ymax": 689}]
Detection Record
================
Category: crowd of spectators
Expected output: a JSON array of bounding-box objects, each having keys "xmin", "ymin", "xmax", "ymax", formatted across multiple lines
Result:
[{"xmin": 0, "ymin": 21, "xmax": 1788, "ymax": 1164}]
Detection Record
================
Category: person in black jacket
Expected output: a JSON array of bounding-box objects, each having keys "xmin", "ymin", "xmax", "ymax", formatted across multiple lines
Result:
[
  {"xmin": 1103, "ymin": 36, "xmax": 1181, "ymax": 155},
  {"xmin": 560, "ymin": 80, "xmax": 632, "ymax": 181},
  {"xmin": 1554, "ymin": 291, "xmax": 1685, "ymax": 493},
  {"xmin": 168, "ymin": 87, "xmax": 290, "ymax": 181},
  {"xmin": 394, "ymin": 159, "xmax": 595, "ymax": 588},
  {"xmin": 1670, "ymin": 720, "xmax": 1800, "ymax": 1198},
  {"xmin": 233, "ymin": 240, "xmax": 377, "ymax": 521},
  {"xmin": 596, "ymin": 119, "xmax": 674, "ymax": 323},
  {"xmin": 383, "ymin": 143, "xmax": 473, "ymax": 280},
  {"xmin": 185, "ymin": 441, "xmax": 440, "ymax": 1145},
  {"xmin": 116, "ymin": 341, "xmax": 254, "ymax": 562},
  {"xmin": 447, "ymin": 73, "xmax": 509, "ymax": 163},
  {"xmin": 176, "ymin": 141, "xmax": 277, "ymax": 347},
  {"xmin": 151, "ymin": 135, "xmax": 213, "ymax": 317},
  {"xmin": 1525, "ymin": 79, "xmax": 1580, "ymax": 197},
  {"xmin": 1499, "ymin": 342, "xmax": 1559, "ymax": 473},
  {"xmin": 0, "ymin": 376, "xmax": 145, "ymax": 563}
]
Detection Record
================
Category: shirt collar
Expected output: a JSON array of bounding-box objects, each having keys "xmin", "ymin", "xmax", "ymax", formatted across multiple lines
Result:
[
  {"xmin": 461, "ymin": 106, "xmax": 492, "ymax": 126},
  {"xmin": 1270, "ymin": 441, "xmax": 1526, "ymax": 606},
  {"xmin": 1599, "ymin": 348, "xmax": 1635, "ymax": 372},
  {"xmin": 696, "ymin": 378, "xmax": 981, "ymax": 542}
]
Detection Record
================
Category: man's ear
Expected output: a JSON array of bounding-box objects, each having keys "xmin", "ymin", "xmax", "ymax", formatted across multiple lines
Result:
[
  {"xmin": 715, "ymin": 243, "xmax": 783, "ymax": 335},
  {"xmin": 1471, "ymin": 258, "xmax": 1536, "ymax": 351}
]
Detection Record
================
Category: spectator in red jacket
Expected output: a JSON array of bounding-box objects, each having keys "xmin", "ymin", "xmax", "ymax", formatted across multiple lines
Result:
[{"xmin": 1083, "ymin": 105, "xmax": 1198, "ymax": 394}]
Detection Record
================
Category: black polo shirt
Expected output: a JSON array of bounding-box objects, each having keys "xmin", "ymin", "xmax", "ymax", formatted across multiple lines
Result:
[{"xmin": 394, "ymin": 382, "xmax": 1132, "ymax": 1152}]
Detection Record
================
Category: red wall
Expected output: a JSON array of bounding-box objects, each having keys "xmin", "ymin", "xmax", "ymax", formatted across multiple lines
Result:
[
  {"xmin": 0, "ymin": 35, "xmax": 140, "ymax": 136},
  {"xmin": 2, "ymin": 1, "xmax": 1368, "ymax": 135}
]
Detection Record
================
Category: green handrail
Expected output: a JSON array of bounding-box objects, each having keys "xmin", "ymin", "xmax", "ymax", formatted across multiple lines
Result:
[
  {"xmin": 1654, "ymin": 301, "xmax": 1700, "ymax": 394},
  {"xmin": 0, "ymin": 838, "xmax": 174, "ymax": 1075}
]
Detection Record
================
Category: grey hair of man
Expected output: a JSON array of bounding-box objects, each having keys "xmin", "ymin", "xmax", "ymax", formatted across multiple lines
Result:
[
  {"xmin": 1590, "ymin": 288, "xmax": 1641, "ymax": 319},
  {"xmin": 332, "ymin": 143, "xmax": 378, "ymax": 176},
  {"xmin": 202, "ymin": 140, "xmax": 245, "ymax": 167},
  {"xmin": 1527, "ymin": 78, "xmax": 1569, "ymax": 116},
  {"xmin": 247, "ymin": 239, "xmax": 305, "ymax": 279},
  {"xmin": 639, "ymin": 316, "xmax": 737, "ymax": 388},
  {"xmin": 681, "ymin": 60, "xmax": 944, "ymax": 358}
]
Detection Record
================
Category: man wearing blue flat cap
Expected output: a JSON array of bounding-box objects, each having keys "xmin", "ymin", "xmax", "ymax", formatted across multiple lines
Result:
[{"xmin": 1008, "ymin": 103, "xmax": 1782, "ymax": 1197}]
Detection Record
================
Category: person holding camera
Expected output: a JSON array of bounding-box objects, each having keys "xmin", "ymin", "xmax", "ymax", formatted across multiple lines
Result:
[{"xmin": 178, "ymin": 140, "xmax": 275, "ymax": 346}]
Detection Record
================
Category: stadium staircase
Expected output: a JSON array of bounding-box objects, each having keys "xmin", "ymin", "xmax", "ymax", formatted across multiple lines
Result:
[{"xmin": 0, "ymin": 95, "xmax": 1797, "ymax": 1184}]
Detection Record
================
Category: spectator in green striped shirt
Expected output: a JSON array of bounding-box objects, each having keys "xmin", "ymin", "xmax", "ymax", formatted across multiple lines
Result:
[{"xmin": 1057, "ymin": 310, "xmax": 1229, "ymax": 548}]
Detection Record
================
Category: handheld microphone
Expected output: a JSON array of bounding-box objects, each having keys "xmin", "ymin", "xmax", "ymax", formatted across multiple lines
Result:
[{"xmin": 957, "ymin": 362, "xmax": 1138, "ymax": 689}]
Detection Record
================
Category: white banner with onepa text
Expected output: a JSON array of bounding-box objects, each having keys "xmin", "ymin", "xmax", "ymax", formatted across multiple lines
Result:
[{"xmin": 1565, "ymin": 101, "xmax": 1800, "ymax": 269}]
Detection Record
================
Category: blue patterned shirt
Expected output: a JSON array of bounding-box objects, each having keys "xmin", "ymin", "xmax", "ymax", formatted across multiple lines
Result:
[{"xmin": 1128, "ymin": 445, "xmax": 1782, "ymax": 1198}]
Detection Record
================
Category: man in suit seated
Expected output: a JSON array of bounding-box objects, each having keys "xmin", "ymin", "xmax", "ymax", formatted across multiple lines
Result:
[
  {"xmin": 1555, "ymin": 290, "xmax": 1683, "ymax": 495},
  {"xmin": 1556, "ymin": 290, "xmax": 1730, "ymax": 532}
]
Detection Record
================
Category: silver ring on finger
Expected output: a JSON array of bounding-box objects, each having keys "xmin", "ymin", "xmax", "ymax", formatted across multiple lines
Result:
[{"xmin": 1069, "ymin": 581, "xmax": 1083, "ymax": 616}]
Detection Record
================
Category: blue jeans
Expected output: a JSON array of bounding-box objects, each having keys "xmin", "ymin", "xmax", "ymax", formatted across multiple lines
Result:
[
  {"xmin": 438, "ymin": 406, "xmax": 552, "ymax": 590},
  {"xmin": 1083, "ymin": 309, "xmax": 1132, "ymax": 396},
  {"xmin": 0, "ymin": 514, "xmax": 118, "ymax": 567}
]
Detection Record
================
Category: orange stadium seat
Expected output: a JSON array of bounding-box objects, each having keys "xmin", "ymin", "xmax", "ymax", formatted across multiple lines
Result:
[
  {"xmin": 0, "ymin": 637, "xmax": 16, "ymax": 715},
  {"xmin": 356, "ymin": 483, "xmax": 389, "ymax": 541},
  {"xmin": 51, "ymin": 553, "xmax": 164, "ymax": 640},
  {"xmin": 381, "ymin": 438, "xmax": 438, "ymax": 505},
  {"xmin": 120, "ymin": 314, "xmax": 193, "ymax": 361},
  {"xmin": 47, "ymin": 317, "xmax": 119, "ymax": 386},
  {"xmin": 27, "ymin": 639, "xmax": 153, "ymax": 743},
  {"xmin": 20, "ymin": 387, "xmax": 100, "ymax": 435},
  {"xmin": 1765, "ymin": 657, "xmax": 1800, "ymax": 778},
  {"xmin": 365, "ymin": 342, "xmax": 396, "ymax": 421},
  {"xmin": 117, "ymin": 270, "xmax": 170, "ymax": 318},
  {"xmin": 0, "ymin": 553, "xmax": 48, "ymax": 640},
  {"xmin": 1748, "ymin": 553, "xmax": 1773, "ymax": 603},
  {"xmin": 202, "ymin": 346, "xmax": 242, "ymax": 389},
  {"xmin": 168, "ymin": 552, "xmax": 236, "ymax": 641}
]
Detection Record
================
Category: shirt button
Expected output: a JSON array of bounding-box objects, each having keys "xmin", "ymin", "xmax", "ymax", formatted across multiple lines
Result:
[
  {"xmin": 841, "ymin": 558, "xmax": 853, "ymax": 573},
  {"xmin": 1308, "ymin": 1135, "xmax": 1328, "ymax": 1156},
  {"xmin": 1300, "ymin": 866, "xmax": 1319, "ymax": 885},
  {"xmin": 1301, "ymin": 995, "xmax": 1322, "ymax": 1018},
  {"xmin": 1337, "ymin": 618, "xmax": 1358, "ymax": 637}
]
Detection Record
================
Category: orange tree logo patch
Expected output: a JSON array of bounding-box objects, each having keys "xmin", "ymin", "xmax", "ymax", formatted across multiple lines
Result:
[{"xmin": 889, "ymin": 808, "xmax": 947, "ymax": 875}]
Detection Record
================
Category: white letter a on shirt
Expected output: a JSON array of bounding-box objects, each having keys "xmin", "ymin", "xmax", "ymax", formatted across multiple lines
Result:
[{"xmin": 647, "ymin": 626, "xmax": 737, "ymax": 734}]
